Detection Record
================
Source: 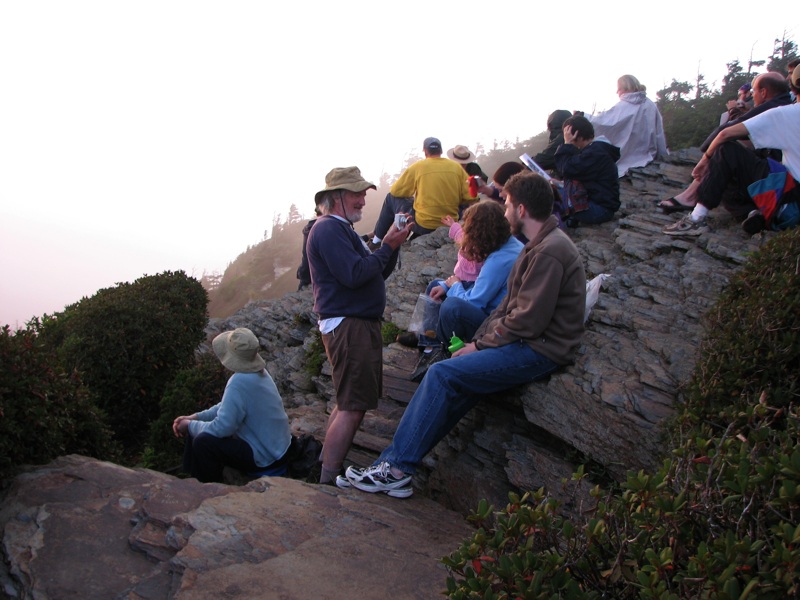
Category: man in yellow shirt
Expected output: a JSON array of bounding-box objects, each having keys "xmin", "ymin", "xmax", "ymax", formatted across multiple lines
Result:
[{"xmin": 370, "ymin": 137, "xmax": 476, "ymax": 247}]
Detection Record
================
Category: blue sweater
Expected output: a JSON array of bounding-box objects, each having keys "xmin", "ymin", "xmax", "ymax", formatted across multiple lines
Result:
[
  {"xmin": 446, "ymin": 235, "xmax": 524, "ymax": 314},
  {"xmin": 307, "ymin": 215, "xmax": 394, "ymax": 320},
  {"xmin": 188, "ymin": 371, "xmax": 292, "ymax": 468}
]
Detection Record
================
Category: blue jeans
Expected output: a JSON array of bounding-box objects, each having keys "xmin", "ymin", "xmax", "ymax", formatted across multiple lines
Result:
[
  {"xmin": 436, "ymin": 296, "xmax": 488, "ymax": 345},
  {"xmin": 569, "ymin": 202, "xmax": 615, "ymax": 225},
  {"xmin": 377, "ymin": 342, "xmax": 560, "ymax": 474},
  {"xmin": 414, "ymin": 288, "xmax": 483, "ymax": 346},
  {"xmin": 425, "ymin": 279, "xmax": 475, "ymax": 296}
]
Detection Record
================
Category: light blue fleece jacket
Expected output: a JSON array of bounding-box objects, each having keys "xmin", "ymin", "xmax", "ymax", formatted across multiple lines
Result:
[
  {"xmin": 445, "ymin": 235, "xmax": 524, "ymax": 314},
  {"xmin": 188, "ymin": 370, "xmax": 292, "ymax": 468}
]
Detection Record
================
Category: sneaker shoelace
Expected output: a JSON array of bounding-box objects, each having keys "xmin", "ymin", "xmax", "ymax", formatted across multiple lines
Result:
[{"xmin": 366, "ymin": 462, "xmax": 391, "ymax": 481}]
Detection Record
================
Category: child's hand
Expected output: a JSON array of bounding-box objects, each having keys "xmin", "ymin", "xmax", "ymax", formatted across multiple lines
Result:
[{"xmin": 441, "ymin": 215, "xmax": 455, "ymax": 227}]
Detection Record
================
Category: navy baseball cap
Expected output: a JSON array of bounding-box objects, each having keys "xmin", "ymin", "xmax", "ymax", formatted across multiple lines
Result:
[{"xmin": 423, "ymin": 137, "xmax": 442, "ymax": 152}]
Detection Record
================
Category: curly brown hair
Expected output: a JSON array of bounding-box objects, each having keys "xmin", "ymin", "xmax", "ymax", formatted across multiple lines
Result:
[{"xmin": 460, "ymin": 200, "xmax": 512, "ymax": 263}]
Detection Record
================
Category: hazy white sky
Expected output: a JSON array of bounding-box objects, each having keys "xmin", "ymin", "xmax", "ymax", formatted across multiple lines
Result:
[{"xmin": 1, "ymin": 1, "xmax": 796, "ymax": 327}]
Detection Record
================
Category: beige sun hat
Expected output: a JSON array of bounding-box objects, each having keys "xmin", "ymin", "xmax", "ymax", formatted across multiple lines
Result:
[
  {"xmin": 314, "ymin": 166, "xmax": 376, "ymax": 204},
  {"xmin": 446, "ymin": 145, "xmax": 476, "ymax": 164},
  {"xmin": 212, "ymin": 328, "xmax": 266, "ymax": 373}
]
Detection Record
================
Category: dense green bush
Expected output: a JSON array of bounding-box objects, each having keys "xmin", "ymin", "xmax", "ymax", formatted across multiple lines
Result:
[
  {"xmin": 0, "ymin": 325, "xmax": 118, "ymax": 485},
  {"xmin": 690, "ymin": 227, "xmax": 800, "ymax": 410},
  {"xmin": 443, "ymin": 228, "xmax": 800, "ymax": 598},
  {"xmin": 34, "ymin": 271, "xmax": 208, "ymax": 451},
  {"xmin": 381, "ymin": 321, "xmax": 401, "ymax": 345},
  {"xmin": 143, "ymin": 353, "xmax": 229, "ymax": 472}
]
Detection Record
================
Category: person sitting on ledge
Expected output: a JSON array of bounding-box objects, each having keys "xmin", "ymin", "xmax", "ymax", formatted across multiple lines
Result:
[
  {"xmin": 172, "ymin": 328, "xmax": 292, "ymax": 484},
  {"xmin": 662, "ymin": 67, "xmax": 800, "ymax": 237},
  {"xmin": 657, "ymin": 72, "xmax": 791, "ymax": 215},
  {"xmin": 554, "ymin": 115, "xmax": 620, "ymax": 227},
  {"xmin": 369, "ymin": 137, "xmax": 476, "ymax": 248},
  {"xmin": 533, "ymin": 109, "xmax": 573, "ymax": 177},
  {"xmin": 344, "ymin": 171, "xmax": 586, "ymax": 498}
]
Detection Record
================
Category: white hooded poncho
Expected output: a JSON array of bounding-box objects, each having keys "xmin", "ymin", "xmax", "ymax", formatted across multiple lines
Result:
[{"xmin": 589, "ymin": 91, "xmax": 669, "ymax": 177}]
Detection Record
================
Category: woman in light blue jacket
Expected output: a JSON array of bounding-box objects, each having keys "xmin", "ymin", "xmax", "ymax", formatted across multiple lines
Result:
[
  {"xmin": 429, "ymin": 200, "xmax": 523, "ymax": 345},
  {"xmin": 172, "ymin": 328, "xmax": 292, "ymax": 483}
]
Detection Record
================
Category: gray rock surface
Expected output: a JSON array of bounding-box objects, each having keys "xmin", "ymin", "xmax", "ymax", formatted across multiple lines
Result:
[
  {"xmin": 2, "ymin": 151, "xmax": 777, "ymax": 599},
  {"xmin": 1, "ymin": 455, "xmax": 472, "ymax": 599}
]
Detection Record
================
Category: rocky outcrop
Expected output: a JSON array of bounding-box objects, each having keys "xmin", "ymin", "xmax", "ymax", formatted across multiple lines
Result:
[
  {"xmin": 205, "ymin": 150, "xmax": 772, "ymax": 514},
  {"xmin": 0, "ymin": 455, "xmax": 472, "ymax": 599},
  {"xmin": 2, "ymin": 151, "xmax": 776, "ymax": 599}
]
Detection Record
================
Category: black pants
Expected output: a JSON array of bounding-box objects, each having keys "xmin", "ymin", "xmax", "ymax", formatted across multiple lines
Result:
[
  {"xmin": 698, "ymin": 142, "xmax": 770, "ymax": 219},
  {"xmin": 183, "ymin": 432, "xmax": 286, "ymax": 483}
]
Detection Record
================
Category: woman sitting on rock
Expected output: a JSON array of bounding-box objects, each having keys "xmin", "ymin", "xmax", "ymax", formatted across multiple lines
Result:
[
  {"xmin": 172, "ymin": 328, "xmax": 292, "ymax": 483},
  {"xmin": 588, "ymin": 74, "xmax": 668, "ymax": 177},
  {"xmin": 408, "ymin": 200, "xmax": 524, "ymax": 381}
]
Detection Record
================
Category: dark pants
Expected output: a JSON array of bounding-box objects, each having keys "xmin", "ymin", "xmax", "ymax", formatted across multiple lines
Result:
[
  {"xmin": 698, "ymin": 142, "xmax": 769, "ymax": 219},
  {"xmin": 373, "ymin": 193, "xmax": 414, "ymax": 239},
  {"xmin": 373, "ymin": 193, "xmax": 436, "ymax": 276},
  {"xmin": 373, "ymin": 193, "xmax": 436, "ymax": 238},
  {"xmin": 183, "ymin": 432, "xmax": 285, "ymax": 483}
]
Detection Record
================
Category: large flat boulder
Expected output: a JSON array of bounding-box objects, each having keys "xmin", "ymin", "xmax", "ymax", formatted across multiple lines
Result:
[{"xmin": 0, "ymin": 455, "xmax": 472, "ymax": 599}]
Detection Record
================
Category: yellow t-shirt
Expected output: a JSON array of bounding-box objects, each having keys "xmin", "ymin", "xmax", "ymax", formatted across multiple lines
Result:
[{"xmin": 390, "ymin": 157, "xmax": 475, "ymax": 230}]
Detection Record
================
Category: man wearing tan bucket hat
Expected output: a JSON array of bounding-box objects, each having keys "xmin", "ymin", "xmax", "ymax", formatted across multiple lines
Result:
[
  {"xmin": 172, "ymin": 328, "xmax": 292, "ymax": 483},
  {"xmin": 306, "ymin": 166, "xmax": 413, "ymax": 488}
]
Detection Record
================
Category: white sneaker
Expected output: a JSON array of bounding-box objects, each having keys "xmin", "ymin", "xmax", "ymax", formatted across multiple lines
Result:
[{"xmin": 345, "ymin": 462, "xmax": 413, "ymax": 498}]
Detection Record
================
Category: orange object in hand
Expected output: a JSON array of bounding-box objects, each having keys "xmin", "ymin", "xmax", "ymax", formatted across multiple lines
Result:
[{"xmin": 468, "ymin": 175, "xmax": 479, "ymax": 198}]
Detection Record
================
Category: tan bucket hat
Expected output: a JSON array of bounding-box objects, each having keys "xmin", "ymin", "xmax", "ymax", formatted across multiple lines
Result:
[
  {"xmin": 314, "ymin": 166, "xmax": 376, "ymax": 204},
  {"xmin": 212, "ymin": 328, "xmax": 266, "ymax": 373},
  {"xmin": 447, "ymin": 145, "xmax": 476, "ymax": 164}
]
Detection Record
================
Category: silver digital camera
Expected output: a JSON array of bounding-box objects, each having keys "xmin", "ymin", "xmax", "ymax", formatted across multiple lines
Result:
[{"xmin": 394, "ymin": 213, "xmax": 408, "ymax": 230}]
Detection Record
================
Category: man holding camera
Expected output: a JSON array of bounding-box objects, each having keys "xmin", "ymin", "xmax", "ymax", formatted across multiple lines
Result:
[
  {"xmin": 346, "ymin": 171, "xmax": 586, "ymax": 498},
  {"xmin": 306, "ymin": 166, "xmax": 412, "ymax": 486}
]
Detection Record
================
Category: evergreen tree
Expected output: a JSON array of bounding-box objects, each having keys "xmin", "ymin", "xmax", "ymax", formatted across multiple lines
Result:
[{"xmin": 767, "ymin": 34, "xmax": 798, "ymax": 73}]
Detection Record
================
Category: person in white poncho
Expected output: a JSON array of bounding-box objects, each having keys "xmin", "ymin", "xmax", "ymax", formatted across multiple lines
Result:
[{"xmin": 588, "ymin": 74, "xmax": 669, "ymax": 177}]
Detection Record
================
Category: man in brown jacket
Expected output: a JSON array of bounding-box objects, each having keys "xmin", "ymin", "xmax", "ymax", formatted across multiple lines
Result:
[{"xmin": 345, "ymin": 171, "xmax": 586, "ymax": 498}]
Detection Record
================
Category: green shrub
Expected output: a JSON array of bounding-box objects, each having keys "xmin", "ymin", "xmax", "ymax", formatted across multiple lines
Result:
[
  {"xmin": 443, "ymin": 228, "xmax": 800, "ymax": 598},
  {"xmin": 304, "ymin": 328, "xmax": 325, "ymax": 376},
  {"xmin": 143, "ymin": 353, "xmax": 229, "ymax": 472},
  {"xmin": 0, "ymin": 325, "xmax": 118, "ymax": 485},
  {"xmin": 690, "ymin": 228, "xmax": 800, "ymax": 410},
  {"xmin": 381, "ymin": 321, "xmax": 401, "ymax": 345},
  {"xmin": 34, "ymin": 271, "xmax": 208, "ymax": 452}
]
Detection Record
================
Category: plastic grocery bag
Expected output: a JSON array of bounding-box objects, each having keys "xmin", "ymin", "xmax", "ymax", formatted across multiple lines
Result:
[
  {"xmin": 408, "ymin": 293, "xmax": 441, "ymax": 334},
  {"xmin": 585, "ymin": 274, "xmax": 609, "ymax": 323}
]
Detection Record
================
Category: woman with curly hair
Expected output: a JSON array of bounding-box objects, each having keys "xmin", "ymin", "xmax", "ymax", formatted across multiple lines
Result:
[
  {"xmin": 431, "ymin": 199, "xmax": 522, "ymax": 305},
  {"xmin": 407, "ymin": 201, "xmax": 524, "ymax": 381}
]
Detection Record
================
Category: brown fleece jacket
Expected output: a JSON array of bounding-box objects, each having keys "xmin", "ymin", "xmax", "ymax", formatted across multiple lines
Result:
[{"xmin": 473, "ymin": 215, "xmax": 586, "ymax": 365}]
